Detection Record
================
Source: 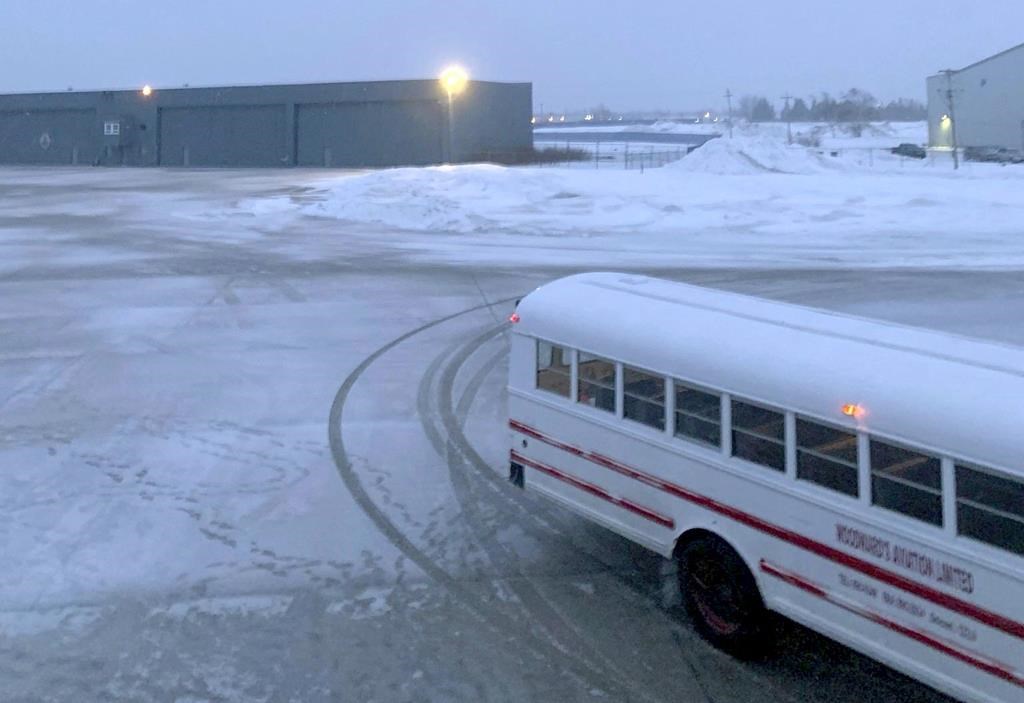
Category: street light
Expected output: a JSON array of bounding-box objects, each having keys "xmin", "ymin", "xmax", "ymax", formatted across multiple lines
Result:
[
  {"xmin": 439, "ymin": 65, "xmax": 469, "ymax": 162},
  {"xmin": 141, "ymin": 84, "xmax": 153, "ymax": 97}
]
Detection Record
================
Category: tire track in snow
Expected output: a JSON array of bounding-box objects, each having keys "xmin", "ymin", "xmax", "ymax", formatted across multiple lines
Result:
[
  {"xmin": 416, "ymin": 328, "xmax": 671, "ymax": 703},
  {"xmin": 327, "ymin": 298, "xmax": 638, "ymax": 700}
]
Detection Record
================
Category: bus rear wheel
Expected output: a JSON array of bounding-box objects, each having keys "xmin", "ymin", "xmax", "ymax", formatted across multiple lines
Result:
[{"xmin": 680, "ymin": 536, "xmax": 768, "ymax": 658}]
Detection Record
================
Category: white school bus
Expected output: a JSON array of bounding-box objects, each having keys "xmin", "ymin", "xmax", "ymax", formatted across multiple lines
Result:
[{"xmin": 507, "ymin": 272, "xmax": 1023, "ymax": 703}]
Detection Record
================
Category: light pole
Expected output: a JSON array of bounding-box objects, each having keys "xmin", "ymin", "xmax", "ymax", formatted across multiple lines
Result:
[
  {"xmin": 941, "ymin": 69, "xmax": 960, "ymax": 170},
  {"xmin": 439, "ymin": 65, "xmax": 469, "ymax": 163}
]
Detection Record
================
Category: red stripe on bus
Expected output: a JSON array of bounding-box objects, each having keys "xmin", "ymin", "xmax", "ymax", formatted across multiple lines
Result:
[
  {"xmin": 758, "ymin": 559, "xmax": 828, "ymax": 599},
  {"xmin": 511, "ymin": 451, "xmax": 675, "ymax": 529},
  {"xmin": 760, "ymin": 560, "xmax": 1024, "ymax": 689},
  {"xmin": 509, "ymin": 419, "xmax": 1024, "ymax": 642}
]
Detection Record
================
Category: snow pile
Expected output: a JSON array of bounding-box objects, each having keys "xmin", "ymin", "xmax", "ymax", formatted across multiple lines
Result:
[
  {"xmin": 669, "ymin": 121, "xmax": 928, "ymax": 175},
  {"xmin": 669, "ymin": 134, "xmax": 836, "ymax": 175},
  {"xmin": 255, "ymin": 164, "xmax": 692, "ymax": 234},
  {"xmin": 211, "ymin": 121, "xmax": 1024, "ymax": 268},
  {"xmin": 303, "ymin": 164, "xmax": 557, "ymax": 232},
  {"xmin": 783, "ymin": 121, "xmax": 928, "ymax": 149}
]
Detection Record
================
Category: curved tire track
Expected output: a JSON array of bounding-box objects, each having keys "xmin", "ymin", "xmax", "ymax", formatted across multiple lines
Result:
[
  {"xmin": 327, "ymin": 299, "xmax": 638, "ymax": 700},
  {"xmin": 416, "ymin": 327, "xmax": 670, "ymax": 703}
]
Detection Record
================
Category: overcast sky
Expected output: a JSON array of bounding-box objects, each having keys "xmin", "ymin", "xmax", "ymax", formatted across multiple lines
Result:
[{"xmin": 2, "ymin": 1, "xmax": 1022, "ymax": 112}]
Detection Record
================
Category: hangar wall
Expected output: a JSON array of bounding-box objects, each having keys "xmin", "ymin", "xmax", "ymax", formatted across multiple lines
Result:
[
  {"xmin": 0, "ymin": 79, "xmax": 531, "ymax": 167},
  {"xmin": 0, "ymin": 108, "xmax": 97, "ymax": 164},
  {"xmin": 927, "ymin": 42, "xmax": 1024, "ymax": 152}
]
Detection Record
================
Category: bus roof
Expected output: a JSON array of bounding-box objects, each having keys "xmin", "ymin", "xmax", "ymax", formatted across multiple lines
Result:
[{"xmin": 515, "ymin": 272, "xmax": 1024, "ymax": 475}]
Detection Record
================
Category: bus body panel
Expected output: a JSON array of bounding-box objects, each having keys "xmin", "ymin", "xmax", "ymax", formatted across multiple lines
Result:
[
  {"xmin": 509, "ymin": 395, "xmax": 1023, "ymax": 703},
  {"xmin": 507, "ymin": 273, "xmax": 1024, "ymax": 703}
]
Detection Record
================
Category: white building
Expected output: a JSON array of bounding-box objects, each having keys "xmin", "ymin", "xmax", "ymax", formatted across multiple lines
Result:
[{"xmin": 927, "ymin": 42, "xmax": 1024, "ymax": 152}]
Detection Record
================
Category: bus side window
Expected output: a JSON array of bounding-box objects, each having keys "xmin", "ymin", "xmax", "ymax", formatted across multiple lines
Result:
[
  {"xmin": 674, "ymin": 382, "xmax": 721, "ymax": 447},
  {"xmin": 796, "ymin": 418, "xmax": 859, "ymax": 497},
  {"xmin": 870, "ymin": 440, "xmax": 942, "ymax": 526},
  {"xmin": 623, "ymin": 366, "xmax": 665, "ymax": 430},
  {"xmin": 577, "ymin": 352, "xmax": 616, "ymax": 413},
  {"xmin": 536, "ymin": 341, "xmax": 571, "ymax": 397},
  {"xmin": 730, "ymin": 399, "xmax": 785, "ymax": 471},
  {"xmin": 956, "ymin": 462, "xmax": 1024, "ymax": 556}
]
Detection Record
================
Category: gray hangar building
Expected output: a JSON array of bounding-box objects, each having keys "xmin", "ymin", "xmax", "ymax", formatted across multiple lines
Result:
[
  {"xmin": 927, "ymin": 42, "xmax": 1024, "ymax": 153},
  {"xmin": 0, "ymin": 79, "xmax": 532, "ymax": 167}
]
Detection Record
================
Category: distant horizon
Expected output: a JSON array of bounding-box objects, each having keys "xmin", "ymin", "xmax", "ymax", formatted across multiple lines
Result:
[
  {"xmin": 1, "ymin": 1, "xmax": 1022, "ymax": 112},
  {"xmin": 0, "ymin": 78, "xmax": 931, "ymax": 119}
]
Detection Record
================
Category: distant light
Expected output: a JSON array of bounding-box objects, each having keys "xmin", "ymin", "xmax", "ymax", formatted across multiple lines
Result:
[
  {"xmin": 704, "ymin": 111, "xmax": 711, "ymax": 119},
  {"xmin": 559, "ymin": 115, "xmax": 565, "ymax": 122},
  {"xmin": 141, "ymin": 85, "xmax": 153, "ymax": 97},
  {"xmin": 508, "ymin": 312, "xmax": 521, "ymax": 324},
  {"xmin": 547, "ymin": 115, "xmax": 554, "ymax": 122},
  {"xmin": 841, "ymin": 403, "xmax": 865, "ymax": 418},
  {"xmin": 439, "ymin": 65, "xmax": 469, "ymax": 97},
  {"xmin": 584, "ymin": 114, "xmax": 594, "ymax": 121},
  {"xmin": 530, "ymin": 116, "xmax": 536, "ymax": 124}
]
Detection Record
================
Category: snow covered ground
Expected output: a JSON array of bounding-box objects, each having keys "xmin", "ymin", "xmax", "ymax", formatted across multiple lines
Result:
[
  {"xmin": 0, "ymin": 128, "xmax": 1015, "ymax": 701},
  {"xmin": 199, "ymin": 126, "xmax": 1024, "ymax": 270}
]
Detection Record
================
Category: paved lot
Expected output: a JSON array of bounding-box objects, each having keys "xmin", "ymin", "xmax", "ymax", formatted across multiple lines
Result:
[{"xmin": 5, "ymin": 168, "xmax": 1018, "ymax": 702}]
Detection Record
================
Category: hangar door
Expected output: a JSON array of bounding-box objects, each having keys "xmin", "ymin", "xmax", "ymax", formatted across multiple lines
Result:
[
  {"xmin": 296, "ymin": 100, "xmax": 443, "ymax": 167},
  {"xmin": 0, "ymin": 109, "xmax": 96, "ymax": 165},
  {"xmin": 159, "ymin": 105, "xmax": 287, "ymax": 167}
]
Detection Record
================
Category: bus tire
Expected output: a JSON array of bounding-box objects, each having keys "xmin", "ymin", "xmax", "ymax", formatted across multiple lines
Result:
[{"xmin": 679, "ymin": 535, "xmax": 768, "ymax": 658}]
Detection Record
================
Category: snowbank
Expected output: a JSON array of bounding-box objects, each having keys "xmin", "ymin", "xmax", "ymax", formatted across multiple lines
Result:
[
  {"xmin": 669, "ymin": 134, "xmax": 838, "ymax": 175},
  {"xmin": 216, "ymin": 123, "xmax": 1024, "ymax": 269},
  {"xmin": 251, "ymin": 164, "xmax": 695, "ymax": 235},
  {"xmin": 668, "ymin": 122, "xmax": 929, "ymax": 176}
]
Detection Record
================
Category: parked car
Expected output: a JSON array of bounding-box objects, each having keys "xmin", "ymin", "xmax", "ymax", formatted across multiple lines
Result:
[
  {"xmin": 964, "ymin": 146, "xmax": 1024, "ymax": 164},
  {"xmin": 891, "ymin": 143, "xmax": 926, "ymax": 159}
]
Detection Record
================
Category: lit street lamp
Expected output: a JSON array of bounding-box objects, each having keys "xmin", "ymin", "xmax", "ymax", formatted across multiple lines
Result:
[
  {"xmin": 141, "ymin": 84, "xmax": 153, "ymax": 97},
  {"xmin": 439, "ymin": 65, "xmax": 468, "ymax": 162}
]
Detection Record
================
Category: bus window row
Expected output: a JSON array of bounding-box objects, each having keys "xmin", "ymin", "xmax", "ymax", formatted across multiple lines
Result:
[{"xmin": 534, "ymin": 340, "xmax": 1024, "ymax": 558}]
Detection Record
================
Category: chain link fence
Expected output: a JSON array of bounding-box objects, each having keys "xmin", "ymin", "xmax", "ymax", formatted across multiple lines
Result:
[
  {"xmin": 469, "ymin": 143, "xmax": 694, "ymax": 170},
  {"xmin": 534, "ymin": 141, "xmax": 693, "ymax": 170}
]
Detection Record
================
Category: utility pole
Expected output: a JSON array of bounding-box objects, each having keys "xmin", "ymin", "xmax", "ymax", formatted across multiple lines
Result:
[
  {"xmin": 724, "ymin": 89, "xmax": 734, "ymax": 138},
  {"xmin": 781, "ymin": 94, "xmax": 794, "ymax": 145},
  {"xmin": 941, "ymin": 69, "xmax": 960, "ymax": 170}
]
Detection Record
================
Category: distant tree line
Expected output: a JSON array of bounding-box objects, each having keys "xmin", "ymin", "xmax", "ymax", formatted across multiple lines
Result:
[{"xmin": 735, "ymin": 89, "xmax": 926, "ymax": 122}]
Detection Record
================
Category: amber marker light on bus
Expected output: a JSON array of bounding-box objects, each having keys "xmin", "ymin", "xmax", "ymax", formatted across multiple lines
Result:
[
  {"xmin": 508, "ymin": 312, "xmax": 520, "ymax": 324},
  {"xmin": 841, "ymin": 403, "xmax": 865, "ymax": 418}
]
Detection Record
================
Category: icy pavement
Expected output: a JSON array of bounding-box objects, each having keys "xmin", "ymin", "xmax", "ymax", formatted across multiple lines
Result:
[{"xmin": 3, "ymin": 164, "xmax": 1016, "ymax": 701}]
